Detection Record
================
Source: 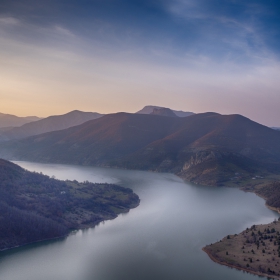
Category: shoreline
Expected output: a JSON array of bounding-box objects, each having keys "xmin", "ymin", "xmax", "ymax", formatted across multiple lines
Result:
[
  {"xmin": 241, "ymin": 186, "xmax": 280, "ymax": 214},
  {"xmin": 6, "ymin": 159, "xmax": 280, "ymax": 279},
  {"xmin": 0, "ymin": 214, "xmax": 114, "ymax": 252},
  {"xmin": 202, "ymin": 185, "xmax": 280, "ymax": 280},
  {"xmin": 0, "ymin": 234, "xmax": 68, "ymax": 253},
  {"xmin": 0, "ymin": 199, "xmax": 140, "ymax": 253},
  {"xmin": 202, "ymin": 246, "xmax": 280, "ymax": 280}
]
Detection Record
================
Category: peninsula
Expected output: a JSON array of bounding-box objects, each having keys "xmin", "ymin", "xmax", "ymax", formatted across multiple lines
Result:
[
  {"xmin": 0, "ymin": 159, "xmax": 140, "ymax": 251},
  {"xmin": 203, "ymin": 179, "xmax": 280, "ymax": 279},
  {"xmin": 203, "ymin": 220, "xmax": 280, "ymax": 279}
]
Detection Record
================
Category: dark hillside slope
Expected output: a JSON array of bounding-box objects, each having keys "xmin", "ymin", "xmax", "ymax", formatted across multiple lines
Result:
[
  {"xmin": 1, "ymin": 112, "xmax": 280, "ymax": 186},
  {"xmin": 0, "ymin": 160, "xmax": 68, "ymax": 250}
]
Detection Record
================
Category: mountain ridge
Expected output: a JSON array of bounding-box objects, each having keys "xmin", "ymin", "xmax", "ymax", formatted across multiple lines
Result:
[{"xmin": 1, "ymin": 112, "xmax": 280, "ymax": 186}]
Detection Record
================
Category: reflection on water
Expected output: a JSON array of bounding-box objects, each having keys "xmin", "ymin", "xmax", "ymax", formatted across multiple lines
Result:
[{"xmin": 0, "ymin": 161, "xmax": 278, "ymax": 280}]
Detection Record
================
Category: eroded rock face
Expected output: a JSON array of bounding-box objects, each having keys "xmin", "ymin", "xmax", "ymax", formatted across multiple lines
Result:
[
  {"xmin": 178, "ymin": 150, "xmax": 256, "ymax": 186},
  {"xmin": 182, "ymin": 150, "xmax": 224, "ymax": 171},
  {"xmin": 150, "ymin": 108, "xmax": 178, "ymax": 117}
]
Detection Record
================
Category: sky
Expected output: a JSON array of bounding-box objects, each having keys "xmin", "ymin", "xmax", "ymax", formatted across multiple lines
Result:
[{"xmin": 0, "ymin": 0, "xmax": 280, "ymax": 126}]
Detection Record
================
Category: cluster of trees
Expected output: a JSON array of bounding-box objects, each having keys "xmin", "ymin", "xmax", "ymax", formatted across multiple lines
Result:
[
  {"xmin": 244, "ymin": 224, "xmax": 280, "ymax": 258},
  {"xmin": 0, "ymin": 202, "xmax": 68, "ymax": 250}
]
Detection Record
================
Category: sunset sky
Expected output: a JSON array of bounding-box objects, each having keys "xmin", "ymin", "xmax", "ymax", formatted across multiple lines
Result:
[{"xmin": 0, "ymin": 0, "xmax": 280, "ymax": 126}]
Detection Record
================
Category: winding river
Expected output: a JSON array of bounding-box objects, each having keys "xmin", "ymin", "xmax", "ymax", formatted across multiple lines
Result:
[{"xmin": 0, "ymin": 161, "xmax": 278, "ymax": 280}]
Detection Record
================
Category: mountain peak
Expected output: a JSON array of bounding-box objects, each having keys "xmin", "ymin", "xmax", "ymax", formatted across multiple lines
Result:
[
  {"xmin": 136, "ymin": 105, "xmax": 194, "ymax": 117},
  {"xmin": 150, "ymin": 107, "xmax": 178, "ymax": 117}
]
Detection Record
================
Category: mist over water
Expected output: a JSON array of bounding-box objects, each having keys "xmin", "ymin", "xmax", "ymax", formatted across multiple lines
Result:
[{"xmin": 0, "ymin": 161, "xmax": 278, "ymax": 280}]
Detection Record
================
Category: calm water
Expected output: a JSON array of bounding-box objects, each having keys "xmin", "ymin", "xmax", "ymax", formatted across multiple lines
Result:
[{"xmin": 0, "ymin": 161, "xmax": 278, "ymax": 280}]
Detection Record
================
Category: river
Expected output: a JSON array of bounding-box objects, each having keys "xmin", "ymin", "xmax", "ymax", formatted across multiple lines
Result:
[{"xmin": 0, "ymin": 161, "xmax": 278, "ymax": 280}]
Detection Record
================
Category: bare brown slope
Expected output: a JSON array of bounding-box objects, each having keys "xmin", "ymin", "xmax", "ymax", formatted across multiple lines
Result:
[
  {"xmin": 1, "ymin": 112, "xmax": 280, "ymax": 185},
  {"xmin": 190, "ymin": 114, "xmax": 280, "ymax": 158},
  {"xmin": 121, "ymin": 114, "xmax": 280, "ymax": 184},
  {"xmin": 0, "ymin": 110, "xmax": 103, "ymax": 141}
]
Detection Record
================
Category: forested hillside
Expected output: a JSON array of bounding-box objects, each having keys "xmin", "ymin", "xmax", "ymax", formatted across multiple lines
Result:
[{"xmin": 0, "ymin": 159, "xmax": 139, "ymax": 250}]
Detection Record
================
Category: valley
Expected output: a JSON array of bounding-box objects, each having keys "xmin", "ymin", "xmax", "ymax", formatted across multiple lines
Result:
[
  {"xmin": 1, "ymin": 107, "xmax": 280, "ymax": 279},
  {"xmin": 1, "ymin": 161, "xmax": 277, "ymax": 280}
]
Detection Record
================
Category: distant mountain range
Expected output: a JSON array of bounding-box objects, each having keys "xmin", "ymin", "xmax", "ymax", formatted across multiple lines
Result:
[
  {"xmin": 272, "ymin": 127, "xmax": 280, "ymax": 131},
  {"xmin": 1, "ymin": 112, "xmax": 280, "ymax": 186},
  {"xmin": 0, "ymin": 106, "xmax": 191, "ymax": 141},
  {"xmin": 136, "ymin": 105, "xmax": 194, "ymax": 117},
  {"xmin": 0, "ymin": 112, "xmax": 41, "ymax": 128},
  {"xmin": 0, "ymin": 110, "xmax": 103, "ymax": 141}
]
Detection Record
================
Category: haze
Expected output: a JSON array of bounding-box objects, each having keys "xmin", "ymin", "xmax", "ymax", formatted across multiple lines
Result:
[{"xmin": 0, "ymin": 0, "xmax": 280, "ymax": 126}]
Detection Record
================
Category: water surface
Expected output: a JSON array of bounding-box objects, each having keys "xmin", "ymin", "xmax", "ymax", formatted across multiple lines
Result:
[{"xmin": 0, "ymin": 161, "xmax": 278, "ymax": 280}]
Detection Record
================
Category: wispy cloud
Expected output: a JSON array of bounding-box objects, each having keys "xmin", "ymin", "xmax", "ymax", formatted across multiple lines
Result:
[
  {"xmin": 0, "ymin": 0, "xmax": 280, "ymax": 125},
  {"xmin": 162, "ymin": 0, "xmax": 280, "ymax": 63},
  {"xmin": 53, "ymin": 25, "xmax": 76, "ymax": 37},
  {"xmin": 0, "ymin": 16, "xmax": 20, "ymax": 26},
  {"xmin": 0, "ymin": 14, "xmax": 78, "ymax": 50},
  {"xmin": 164, "ymin": 0, "xmax": 207, "ymax": 20}
]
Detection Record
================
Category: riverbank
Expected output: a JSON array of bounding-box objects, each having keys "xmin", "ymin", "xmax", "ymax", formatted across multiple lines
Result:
[
  {"xmin": 2, "ymin": 161, "xmax": 279, "ymax": 280},
  {"xmin": 202, "ymin": 245, "xmax": 280, "ymax": 280},
  {"xmin": 0, "ymin": 198, "xmax": 140, "ymax": 253},
  {"xmin": 203, "ymin": 180, "xmax": 280, "ymax": 280},
  {"xmin": 203, "ymin": 221, "xmax": 280, "ymax": 279}
]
